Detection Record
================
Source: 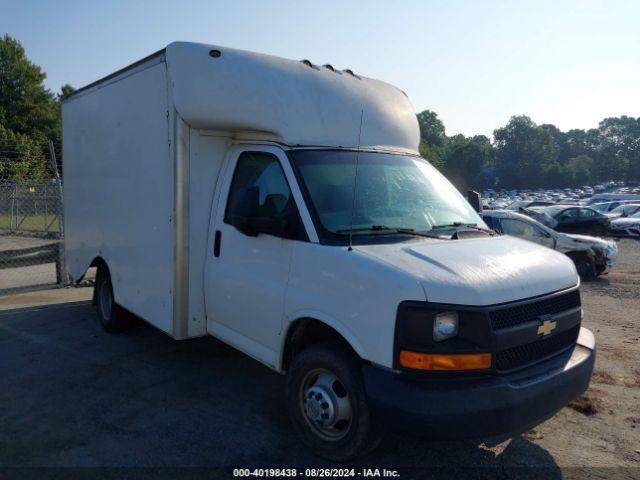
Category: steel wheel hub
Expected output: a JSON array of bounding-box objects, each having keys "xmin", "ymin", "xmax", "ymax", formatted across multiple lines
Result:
[
  {"xmin": 300, "ymin": 370, "xmax": 352, "ymax": 441},
  {"xmin": 304, "ymin": 385, "xmax": 336, "ymax": 425}
]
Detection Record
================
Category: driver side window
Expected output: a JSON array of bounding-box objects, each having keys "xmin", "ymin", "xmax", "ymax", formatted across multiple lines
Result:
[
  {"xmin": 225, "ymin": 152, "xmax": 293, "ymax": 221},
  {"xmin": 579, "ymin": 208, "xmax": 596, "ymax": 218},
  {"xmin": 224, "ymin": 152, "xmax": 307, "ymax": 240},
  {"xmin": 559, "ymin": 208, "xmax": 579, "ymax": 220},
  {"xmin": 500, "ymin": 218, "xmax": 545, "ymax": 237}
]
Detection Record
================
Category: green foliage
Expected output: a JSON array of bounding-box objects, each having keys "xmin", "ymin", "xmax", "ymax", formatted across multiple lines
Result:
[
  {"xmin": 493, "ymin": 116, "xmax": 561, "ymax": 188},
  {"xmin": 59, "ymin": 84, "xmax": 75, "ymax": 99},
  {"xmin": 442, "ymin": 134, "xmax": 493, "ymax": 191},
  {"xmin": 0, "ymin": 34, "xmax": 58, "ymax": 140},
  {"xmin": 417, "ymin": 110, "xmax": 446, "ymax": 148},
  {"xmin": 419, "ymin": 139, "xmax": 444, "ymax": 170},
  {"xmin": 416, "ymin": 110, "xmax": 640, "ymax": 189},
  {"xmin": 0, "ymin": 35, "xmax": 72, "ymax": 182},
  {"xmin": 565, "ymin": 155, "xmax": 594, "ymax": 186},
  {"xmin": 0, "ymin": 123, "xmax": 49, "ymax": 182}
]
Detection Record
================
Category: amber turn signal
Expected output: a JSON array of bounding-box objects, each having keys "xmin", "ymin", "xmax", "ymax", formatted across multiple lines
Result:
[{"xmin": 399, "ymin": 350, "xmax": 492, "ymax": 371}]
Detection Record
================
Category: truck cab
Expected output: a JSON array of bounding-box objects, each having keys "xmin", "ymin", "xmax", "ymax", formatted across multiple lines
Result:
[{"xmin": 62, "ymin": 42, "xmax": 595, "ymax": 461}]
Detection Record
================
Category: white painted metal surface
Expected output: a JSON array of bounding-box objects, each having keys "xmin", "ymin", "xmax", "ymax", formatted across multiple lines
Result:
[
  {"xmin": 63, "ymin": 58, "xmax": 175, "ymax": 334},
  {"xmin": 165, "ymin": 42, "xmax": 419, "ymax": 152},
  {"xmin": 283, "ymin": 241, "xmax": 425, "ymax": 369},
  {"xmin": 355, "ymin": 236, "xmax": 578, "ymax": 306},
  {"xmin": 187, "ymin": 132, "xmax": 231, "ymax": 337}
]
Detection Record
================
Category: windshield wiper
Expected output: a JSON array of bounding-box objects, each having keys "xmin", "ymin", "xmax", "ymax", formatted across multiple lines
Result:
[
  {"xmin": 335, "ymin": 225, "xmax": 443, "ymax": 239},
  {"xmin": 431, "ymin": 222, "xmax": 495, "ymax": 235}
]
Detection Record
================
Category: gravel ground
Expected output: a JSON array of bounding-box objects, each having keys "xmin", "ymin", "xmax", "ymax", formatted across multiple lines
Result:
[{"xmin": 0, "ymin": 239, "xmax": 638, "ymax": 479}]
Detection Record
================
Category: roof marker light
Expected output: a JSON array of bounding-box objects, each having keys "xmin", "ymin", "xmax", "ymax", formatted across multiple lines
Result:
[
  {"xmin": 323, "ymin": 64, "xmax": 335, "ymax": 71},
  {"xmin": 209, "ymin": 49, "xmax": 222, "ymax": 58},
  {"xmin": 300, "ymin": 59, "xmax": 313, "ymax": 68}
]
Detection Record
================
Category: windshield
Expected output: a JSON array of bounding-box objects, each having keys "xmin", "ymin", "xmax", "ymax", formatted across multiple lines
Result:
[
  {"xmin": 506, "ymin": 200, "xmax": 527, "ymax": 210},
  {"xmin": 288, "ymin": 150, "xmax": 485, "ymax": 237},
  {"xmin": 590, "ymin": 203, "xmax": 610, "ymax": 212}
]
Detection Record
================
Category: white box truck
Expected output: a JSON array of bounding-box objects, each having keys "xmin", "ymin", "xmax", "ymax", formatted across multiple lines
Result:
[{"xmin": 62, "ymin": 42, "xmax": 595, "ymax": 460}]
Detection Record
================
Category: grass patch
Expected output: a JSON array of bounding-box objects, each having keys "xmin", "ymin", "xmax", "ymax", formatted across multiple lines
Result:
[{"xmin": 0, "ymin": 214, "xmax": 61, "ymax": 233}]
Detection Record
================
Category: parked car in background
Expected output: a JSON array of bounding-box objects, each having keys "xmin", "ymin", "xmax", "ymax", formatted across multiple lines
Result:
[
  {"xmin": 604, "ymin": 204, "xmax": 640, "ymax": 219},
  {"xmin": 587, "ymin": 193, "xmax": 640, "ymax": 205},
  {"xmin": 483, "ymin": 210, "xmax": 617, "ymax": 279},
  {"xmin": 610, "ymin": 211, "xmax": 640, "ymax": 237},
  {"xmin": 534, "ymin": 205, "xmax": 610, "ymax": 235},
  {"xmin": 506, "ymin": 200, "xmax": 554, "ymax": 211},
  {"xmin": 590, "ymin": 200, "xmax": 638, "ymax": 214},
  {"xmin": 518, "ymin": 208, "xmax": 558, "ymax": 229}
]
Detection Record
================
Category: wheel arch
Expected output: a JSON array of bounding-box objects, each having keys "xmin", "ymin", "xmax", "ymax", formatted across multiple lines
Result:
[
  {"xmin": 565, "ymin": 249, "xmax": 597, "ymax": 279},
  {"xmin": 279, "ymin": 313, "xmax": 367, "ymax": 373},
  {"xmin": 89, "ymin": 256, "xmax": 109, "ymax": 304},
  {"xmin": 565, "ymin": 249, "xmax": 595, "ymax": 263}
]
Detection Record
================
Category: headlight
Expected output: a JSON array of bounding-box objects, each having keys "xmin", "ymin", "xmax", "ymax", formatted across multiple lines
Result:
[{"xmin": 433, "ymin": 311, "xmax": 459, "ymax": 342}]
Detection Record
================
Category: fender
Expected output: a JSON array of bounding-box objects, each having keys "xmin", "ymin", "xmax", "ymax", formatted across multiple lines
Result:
[{"xmin": 278, "ymin": 309, "xmax": 368, "ymax": 371}]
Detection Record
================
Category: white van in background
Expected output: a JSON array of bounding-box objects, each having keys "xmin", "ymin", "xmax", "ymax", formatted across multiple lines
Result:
[{"xmin": 62, "ymin": 42, "xmax": 595, "ymax": 460}]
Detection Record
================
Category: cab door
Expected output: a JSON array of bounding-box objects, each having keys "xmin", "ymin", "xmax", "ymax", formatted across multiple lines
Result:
[{"xmin": 204, "ymin": 146, "xmax": 308, "ymax": 367}]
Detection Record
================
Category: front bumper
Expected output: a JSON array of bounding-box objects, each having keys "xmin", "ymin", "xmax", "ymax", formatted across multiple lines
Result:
[{"xmin": 363, "ymin": 327, "xmax": 595, "ymax": 440}]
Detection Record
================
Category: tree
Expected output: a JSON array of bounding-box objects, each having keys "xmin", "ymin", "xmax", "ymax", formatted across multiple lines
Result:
[
  {"xmin": 0, "ymin": 35, "xmax": 58, "ymax": 140},
  {"xmin": 419, "ymin": 139, "xmax": 444, "ymax": 170},
  {"xmin": 0, "ymin": 123, "xmax": 48, "ymax": 182},
  {"xmin": 442, "ymin": 134, "xmax": 493, "ymax": 190},
  {"xmin": 59, "ymin": 84, "xmax": 75, "ymax": 99},
  {"xmin": 565, "ymin": 155, "xmax": 594, "ymax": 186},
  {"xmin": 416, "ymin": 110, "xmax": 447, "ymax": 169},
  {"xmin": 596, "ymin": 116, "xmax": 640, "ymax": 181},
  {"xmin": 416, "ymin": 110, "xmax": 446, "ymax": 148},
  {"xmin": 493, "ymin": 116, "xmax": 561, "ymax": 188}
]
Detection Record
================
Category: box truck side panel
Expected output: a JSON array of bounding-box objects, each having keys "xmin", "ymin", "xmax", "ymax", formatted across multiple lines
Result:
[
  {"xmin": 62, "ymin": 59, "xmax": 175, "ymax": 334},
  {"xmin": 186, "ymin": 131, "xmax": 231, "ymax": 337}
]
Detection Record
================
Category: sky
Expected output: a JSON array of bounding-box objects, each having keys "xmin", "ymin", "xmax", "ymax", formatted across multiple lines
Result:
[{"xmin": 3, "ymin": 0, "xmax": 639, "ymax": 138}]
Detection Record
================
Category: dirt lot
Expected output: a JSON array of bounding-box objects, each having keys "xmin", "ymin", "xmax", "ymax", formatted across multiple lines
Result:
[{"xmin": 0, "ymin": 239, "xmax": 638, "ymax": 479}]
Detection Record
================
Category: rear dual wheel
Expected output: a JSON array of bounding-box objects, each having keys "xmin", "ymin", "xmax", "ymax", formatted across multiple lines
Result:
[{"xmin": 95, "ymin": 266, "xmax": 130, "ymax": 332}]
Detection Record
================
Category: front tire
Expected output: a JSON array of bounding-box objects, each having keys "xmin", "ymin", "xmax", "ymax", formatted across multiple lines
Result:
[
  {"xmin": 285, "ymin": 342, "xmax": 381, "ymax": 461},
  {"xmin": 574, "ymin": 256, "xmax": 597, "ymax": 281},
  {"xmin": 95, "ymin": 266, "xmax": 130, "ymax": 333}
]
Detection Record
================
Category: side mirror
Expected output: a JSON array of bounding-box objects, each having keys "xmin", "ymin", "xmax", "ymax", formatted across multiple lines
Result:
[{"xmin": 467, "ymin": 190, "xmax": 482, "ymax": 213}]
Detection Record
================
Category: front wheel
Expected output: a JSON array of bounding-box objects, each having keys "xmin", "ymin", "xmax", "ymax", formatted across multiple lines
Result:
[
  {"xmin": 285, "ymin": 342, "xmax": 381, "ymax": 461},
  {"xmin": 574, "ymin": 256, "xmax": 597, "ymax": 281}
]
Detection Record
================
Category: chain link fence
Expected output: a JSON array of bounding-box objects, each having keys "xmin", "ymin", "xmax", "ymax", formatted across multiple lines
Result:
[{"xmin": 0, "ymin": 138, "xmax": 70, "ymax": 296}]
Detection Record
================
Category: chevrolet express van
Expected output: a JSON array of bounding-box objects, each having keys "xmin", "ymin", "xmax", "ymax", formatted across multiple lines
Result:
[{"xmin": 62, "ymin": 42, "xmax": 595, "ymax": 460}]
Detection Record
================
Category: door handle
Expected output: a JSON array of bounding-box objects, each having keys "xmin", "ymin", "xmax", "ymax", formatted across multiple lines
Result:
[{"xmin": 214, "ymin": 230, "xmax": 221, "ymax": 257}]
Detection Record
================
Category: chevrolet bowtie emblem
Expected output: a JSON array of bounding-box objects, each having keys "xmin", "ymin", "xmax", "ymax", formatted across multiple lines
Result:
[{"xmin": 537, "ymin": 315, "xmax": 557, "ymax": 336}]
